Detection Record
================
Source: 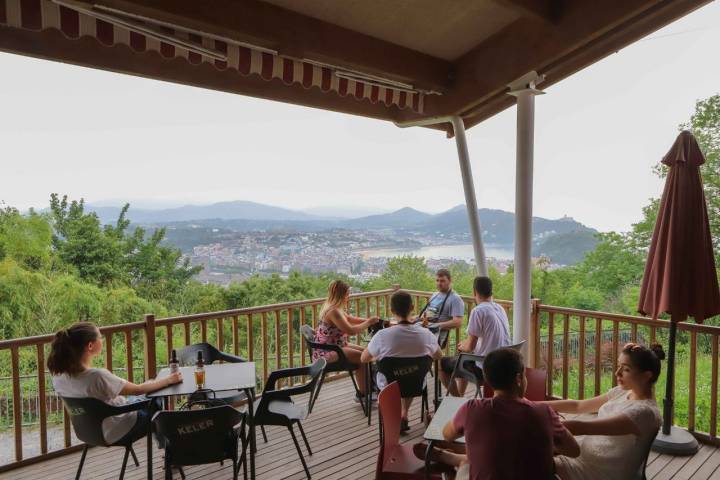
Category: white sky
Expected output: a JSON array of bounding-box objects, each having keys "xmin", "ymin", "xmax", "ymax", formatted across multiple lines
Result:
[{"xmin": 1, "ymin": 2, "xmax": 719, "ymax": 232}]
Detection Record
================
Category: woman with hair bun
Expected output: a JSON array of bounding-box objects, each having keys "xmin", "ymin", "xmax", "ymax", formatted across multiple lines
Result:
[
  {"xmin": 545, "ymin": 342, "xmax": 664, "ymax": 479},
  {"xmin": 48, "ymin": 322, "xmax": 182, "ymax": 445}
]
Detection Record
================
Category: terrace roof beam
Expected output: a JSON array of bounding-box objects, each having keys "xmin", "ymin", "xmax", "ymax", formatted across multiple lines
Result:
[
  {"xmin": 85, "ymin": 0, "xmax": 455, "ymax": 94},
  {"xmin": 490, "ymin": 0, "xmax": 564, "ymax": 24},
  {"xmin": 418, "ymin": 0, "xmax": 707, "ymax": 123}
]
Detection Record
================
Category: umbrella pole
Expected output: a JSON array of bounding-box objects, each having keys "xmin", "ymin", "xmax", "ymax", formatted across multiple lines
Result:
[
  {"xmin": 652, "ymin": 318, "xmax": 698, "ymax": 454},
  {"xmin": 662, "ymin": 320, "xmax": 677, "ymax": 435}
]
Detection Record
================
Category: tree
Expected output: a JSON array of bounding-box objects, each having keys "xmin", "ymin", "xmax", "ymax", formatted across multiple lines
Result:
[
  {"xmin": 631, "ymin": 95, "xmax": 720, "ymax": 260},
  {"xmin": 0, "ymin": 209, "xmax": 53, "ymax": 270},
  {"xmin": 368, "ymin": 256, "xmax": 434, "ymax": 291},
  {"xmin": 575, "ymin": 232, "xmax": 645, "ymax": 299},
  {"xmin": 50, "ymin": 194, "xmax": 124, "ymax": 285},
  {"xmin": 49, "ymin": 194, "xmax": 200, "ymax": 293},
  {"xmin": 681, "ymin": 95, "xmax": 720, "ymax": 261}
]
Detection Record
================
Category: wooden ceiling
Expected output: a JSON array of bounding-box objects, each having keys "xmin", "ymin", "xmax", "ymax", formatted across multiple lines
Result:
[{"xmin": 0, "ymin": 0, "xmax": 712, "ymax": 134}]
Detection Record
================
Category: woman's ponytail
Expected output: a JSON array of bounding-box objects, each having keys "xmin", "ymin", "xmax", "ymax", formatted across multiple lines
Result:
[{"xmin": 47, "ymin": 322, "xmax": 99, "ymax": 376}]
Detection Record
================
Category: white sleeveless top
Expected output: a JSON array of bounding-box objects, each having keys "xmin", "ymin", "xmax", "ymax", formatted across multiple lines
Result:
[{"xmin": 555, "ymin": 386, "xmax": 661, "ymax": 480}]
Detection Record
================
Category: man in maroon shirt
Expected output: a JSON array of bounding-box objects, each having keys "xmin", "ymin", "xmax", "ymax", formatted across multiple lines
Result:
[{"xmin": 423, "ymin": 348, "xmax": 579, "ymax": 479}]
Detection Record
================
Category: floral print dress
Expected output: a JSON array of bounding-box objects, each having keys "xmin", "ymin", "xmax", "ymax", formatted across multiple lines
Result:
[{"xmin": 312, "ymin": 318, "xmax": 347, "ymax": 361}]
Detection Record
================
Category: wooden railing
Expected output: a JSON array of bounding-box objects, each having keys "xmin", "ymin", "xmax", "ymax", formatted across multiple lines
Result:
[
  {"xmin": 533, "ymin": 304, "xmax": 720, "ymax": 447},
  {"xmin": 0, "ymin": 288, "xmax": 396, "ymax": 472},
  {"xmin": 0, "ymin": 287, "xmax": 718, "ymax": 472}
]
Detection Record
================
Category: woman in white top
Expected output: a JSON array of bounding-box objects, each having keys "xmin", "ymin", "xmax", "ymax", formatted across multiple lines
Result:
[
  {"xmin": 545, "ymin": 342, "xmax": 664, "ymax": 480},
  {"xmin": 48, "ymin": 322, "xmax": 182, "ymax": 445}
]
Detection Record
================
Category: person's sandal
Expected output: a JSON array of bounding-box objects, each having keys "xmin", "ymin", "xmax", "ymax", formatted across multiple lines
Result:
[{"xmin": 400, "ymin": 417, "xmax": 410, "ymax": 434}]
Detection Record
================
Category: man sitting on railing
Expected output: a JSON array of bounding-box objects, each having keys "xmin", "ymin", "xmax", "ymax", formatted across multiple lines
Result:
[{"xmin": 439, "ymin": 276, "xmax": 511, "ymax": 396}]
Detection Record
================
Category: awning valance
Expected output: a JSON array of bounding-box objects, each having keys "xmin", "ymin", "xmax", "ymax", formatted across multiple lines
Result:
[{"xmin": 0, "ymin": 0, "xmax": 425, "ymax": 113}]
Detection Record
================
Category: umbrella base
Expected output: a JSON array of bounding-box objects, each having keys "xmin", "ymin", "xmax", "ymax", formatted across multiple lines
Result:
[{"xmin": 652, "ymin": 426, "xmax": 699, "ymax": 455}]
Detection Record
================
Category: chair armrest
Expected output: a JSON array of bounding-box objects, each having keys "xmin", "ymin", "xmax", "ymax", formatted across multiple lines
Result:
[
  {"xmin": 218, "ymin": 351, "xmax": 246, "ymax": 363},
  {"xmin": 260, "ymin": 386, "xmax": 302, "ymax": 401},
  {"xmin": 112, "ymin": 399, "xmax": 153, "ymax": 414},
  {"xmin": 307, "ymin": 342, "xmax": 348, "ymax": 362},
  {"xmin": 264, "ymin": 365, "xmax": 313, "ymax": 391}
]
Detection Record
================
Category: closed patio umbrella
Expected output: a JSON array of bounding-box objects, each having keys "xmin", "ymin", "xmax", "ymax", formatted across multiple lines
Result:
[{"xmin": 638, "ymin": 130, "xmax": 720, "ymax": 454}]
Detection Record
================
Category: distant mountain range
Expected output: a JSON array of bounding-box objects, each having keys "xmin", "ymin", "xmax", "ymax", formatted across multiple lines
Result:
[
  {"xmin": 89, "ymin": 200, "xmax": 323, "ymax": 223},
  {"xmin": 86, "ymin": 201, "xmax": 599, "ymax": 264}
]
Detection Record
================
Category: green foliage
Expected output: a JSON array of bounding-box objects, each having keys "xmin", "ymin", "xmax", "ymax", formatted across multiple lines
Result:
[
  {"xmin": 533, "ymin": 230, "xmax": 600, "ymax": 265},
  {"xmin": 0, "ymin": 208, "xmax": 52, "ymax": 270},
  {"xmin": 366, "ymin": 256, "xmax": 434, "ymax": 291},
  {"xmin": 575, "ymin": 232, "xmax": 645, "ymax": 297},
  {"xmin": 682, "ymin": 95, "xmax": 720, "ymax": 260},
  {"xmin": 49, "ymin": 194, "xmax": 199, "ymax": 289}
]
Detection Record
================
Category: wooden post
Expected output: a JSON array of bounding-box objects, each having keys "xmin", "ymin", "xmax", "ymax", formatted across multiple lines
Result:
[
  {"xmin": 11, "ymin": 346, "xmax": 22, "ymax": 461},
  {"xmin": 546, "ymin": 312, "xmax": 554, "ymax": 396},
  {"xmin": 232, "ymin": 315, "xmax": 239, "ymax": 356},
  {"xmin": 688, "ymin": 330, "xmax": 697, "ymax": 432},
  {"xmin": 37, "ymin": 344, "xmax": 48, "ymax": 455},
  {"xmin": 125, "ymin": 331, "xmax": 134, "ymax": 383},
  {"xmin": 528, "ymin": 298, "xmax": 540, "ymax": 368},
  {"xmin": 578, "ymin": 316, "xmax": 586, "ymax": 400},
  {"xmin": 144, "ymin": 314, "xmax": 157, "ymax": 380},
  {"xmin": 104, "ymin": 333, "xmax": 113, "ymax": 371},
  {"xmin": 594, "ymin": 318, "xmax": 602, "ymax": 396}
]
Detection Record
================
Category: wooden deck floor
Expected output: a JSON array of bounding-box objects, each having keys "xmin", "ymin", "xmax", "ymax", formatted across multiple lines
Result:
[{"xmin": 2, "ymin": 378, "xmax": 720, "ymax": 480}]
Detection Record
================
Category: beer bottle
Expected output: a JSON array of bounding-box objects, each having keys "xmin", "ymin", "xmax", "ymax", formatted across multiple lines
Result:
[
  {"xmin": 169, "ymin": 349, "xmax": 180, "ymax": 374},
  {"xmin": 194, "ymin": 351, "xmax": 205, "ymax": 389}
]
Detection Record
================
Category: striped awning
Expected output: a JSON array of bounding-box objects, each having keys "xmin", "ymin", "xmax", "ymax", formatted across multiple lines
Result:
[{"xmin": 0, "ymin": 0, "xmax": 425, "ymax": 113}]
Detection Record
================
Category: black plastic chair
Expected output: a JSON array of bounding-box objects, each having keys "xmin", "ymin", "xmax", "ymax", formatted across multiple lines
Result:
[
  {"xmin": 153, "ymin": 404, "xmax": 246, "ymax": 480},
  {"xmin": 300, "ymin": 325, "xmax": 368, "ymax": 414},
  {"xmin": 374, "ymin": 356, "xmax": 432, "ymax": 426},
  {"xmin": 251, "ymin": 358, "xmax": 326, "ymax": 479},
  {"xmin": 178, "ymin": 343, "xmax": 249, "ymax": 406},
  {"xmin": 60, "ymin": 396, "xmax": 152, "ymax": 480},
  {"xmin": 447, "ymin": 352, "xmax": 485, "ymax": 398},
  {"xmin": 638, "ymin": 428, "xmax": 660, "ymax": 480},
  {"xmin": 446, "ymin": 340, "xmax": 526, "ymax": 399}
]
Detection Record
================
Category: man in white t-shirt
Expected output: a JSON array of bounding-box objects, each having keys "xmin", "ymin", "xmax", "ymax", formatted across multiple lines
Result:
[
  {"xmin": 362, "ymin": 291, "xmax": 442, "ymax": 432},
  {"xmin": 440, "ymin": 276, "xmax": 511, "ymax": 396}
]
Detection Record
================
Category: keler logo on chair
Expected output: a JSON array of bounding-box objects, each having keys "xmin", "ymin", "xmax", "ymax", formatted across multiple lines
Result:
[
  {"xmin": 177, "ymin": 419, "xmax": 215, "ymax": 435},
  {"xmin": 392, "ymin": 365, "xmax": 420, "ymax": 376}
]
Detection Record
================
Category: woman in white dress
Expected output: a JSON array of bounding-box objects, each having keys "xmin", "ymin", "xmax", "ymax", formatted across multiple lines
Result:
[{"xmin": 545, "ymin": 342, "xmax": 664, "ymax": 480}]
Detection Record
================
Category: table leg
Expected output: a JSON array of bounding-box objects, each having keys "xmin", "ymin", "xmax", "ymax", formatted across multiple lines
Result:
[
  {"xmin": 367, "ymin": 363, "xmax": 372, "ymax": 425},
  {"xmin": 425, "ymin": 439, "xmax": 435, "ymax": 480},
  {"xmin": 434, "ymin": 359, "xmax": 441, "ymax": 411},
  {"xmin": 147, "ymin": 425, "xmax": 153, "ymax": 479},
  {"xmin": 245, "ymin": 388, "xmax": 256, "ymax": 480}
]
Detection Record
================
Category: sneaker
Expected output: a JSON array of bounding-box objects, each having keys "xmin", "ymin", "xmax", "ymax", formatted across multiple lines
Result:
[{"xmin": 400, "ymin": 418, "xmax": 410, "ymax": 434}]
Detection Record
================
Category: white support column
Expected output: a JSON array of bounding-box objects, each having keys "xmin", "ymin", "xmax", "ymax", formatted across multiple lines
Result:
[
  {"xmin": 450, "ymin": 115, "xmax": 488, "ymax": 276},
  {"xmin": 508, "ymin": 72, "xmax": 544, "ymax": 356}
]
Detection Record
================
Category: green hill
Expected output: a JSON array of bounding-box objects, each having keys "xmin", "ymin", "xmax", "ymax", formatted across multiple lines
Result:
[{"xmin": 533, "ymin": 230, "xmax": 599, "ymax": 265}]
